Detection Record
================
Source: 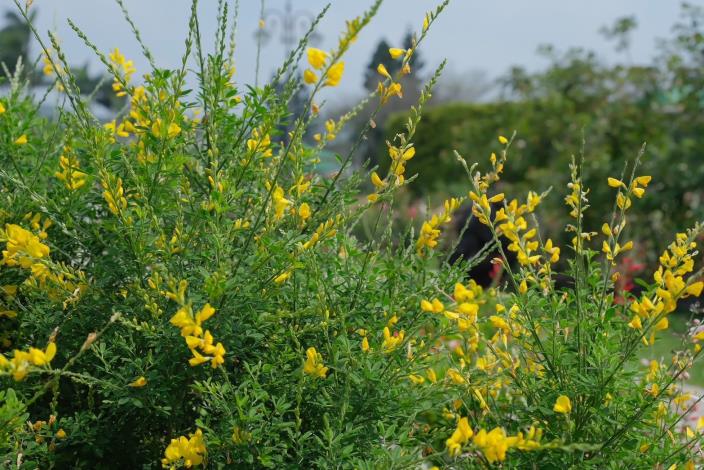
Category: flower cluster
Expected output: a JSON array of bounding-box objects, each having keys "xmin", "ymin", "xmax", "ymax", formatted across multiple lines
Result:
[
  {"xmin": 381, "ymin": 326, "xmax": 405, "ymax": 352},
  {"xmin": 421, "ymin": 280, "xmax": 485, "ymax": 333},
  {"xmin": 246, "ymin": 128, "xmax": 273, "ymax": 158},
  {"xmin": 268, "ymin": 183, "xmax": 291, "ymax": 221},
  {"xmin": 303, "ymin": 47, "xmax": 345, "ymax": 87},
  {"xmin": 446, "ymin": 417, "xmax": 542, "ymax": 462},
  {"xmin": 563, "ymin": 157, "xmax": 596, "ymax": 251},
  {"xmin": 101, "ymin": 174, "xmax": 128, "ymax": 217},
  {"xmin": 168, "ymin": 281, "xmax": 226, "ymax": 368},
  {"xmin": 313, "ymin": 119, "xmax": 337, "ymax": 143},
  {"xmin": 493, "ymin": 193, "xmax": 545, "ymax": 267},
  {"xmin": 2, "ymin": 223, "xmax": 50, "ymax": 269},
  {"xmin": 628, "ymin": 228, "xmax": 704, "ymax": 344},
  {"xmin": 54, "ymin": 145, "xmax": 87, "ymax": 191},
  {"xmin": 2, "ymin": 219, "xmax": 86, "ymax": 307},
  {"xmin": 161, "ymin": 429, "xmax": 206, "ymax": 469},
  {"xmin": 109, "ymin": 48, "xmax": 137, "ymax": 97},
  {"xmin": 375, "ymin": 46, "xmax": 411, "ymax": 104},
  {"xmin": 0, "ymin": 341, "xmax": 56, "ymax": 381},
  {"xmin": 416, "ymin": 197, "xmax": 461, "ymax": 254},
  {"xmin": 387, "ymin": 143, "xmax": 416, "ymax": 186},
  {"xmin": 301, "ymin": 217, "xmax": 338, "ymax": 252},
  {"xmin": 303, "ymin": 346, "xmax": 328, "ymax": 378}
]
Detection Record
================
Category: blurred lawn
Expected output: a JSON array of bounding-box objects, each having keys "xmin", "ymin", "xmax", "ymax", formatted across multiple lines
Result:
[{"xmin": 636, "ymin": 313, "xmax": 703, "ymax": 388}]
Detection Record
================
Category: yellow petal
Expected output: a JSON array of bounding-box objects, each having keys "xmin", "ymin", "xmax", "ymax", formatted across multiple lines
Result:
[
  {"xmin": 607, "ymin": 177, "xmax": 624, "ymax": 188},
  {"xmin": 389, "ymin": 48, "xmax": 405, "ymax": 59},
  {"xmin": 553, "ymin": 395, "xmax": 572, "ymax": 414},
  {"xmin": 128, "ymin": 376, "xmax": 147, "ymax": 387},
  {"xmin": 44, "ymin": 342, "xmax": 56, "ymax": 363}
]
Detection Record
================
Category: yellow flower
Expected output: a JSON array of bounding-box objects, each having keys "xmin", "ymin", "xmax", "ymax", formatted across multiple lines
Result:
[
  {"xmin": 377, "ymin": 63, "xmax": 391, "ymax": 79},
  {"xmin": 408, "ymin": 374, "xmax": 425, "ymax": 384},
  {"xmin": 161, "ymin": 429, "xmax": 206, "ymax": 469},
  {"xmin": 472, "ymin": 427, "xmax": 511, "ymax": 463},
  {"xmin": 246, "ymin": 128, "xmax": 273, "ymax": 158},
  {"xmin": 28, "ymin": 342, "xmax": 56, "ymax": 366},
  {"xmin": 274, "ymin": 271, "xmax": 292, "ymax": 285},
  {"xmin": 370, "ymin": 171, "xmax": 385, "ymax": 189},
  {"xmin": 55, "ymin": 428, "xmax": 67, "ymax": 439},
  {"xmin": 420, "ymin": 298, "xmax": 444, "ymax": 313},
  {"xmin": 543, "ymin": 238, "xmax": 560, "ymax": 263},
  {"xmin": 105, "ymin": 120, "xmax": 129, "ymax": 139},
  {"xmin": 298, "ymin": 203, "xmax": 311, "ymax": 223},
  {"xmin": 361, "ymin": 336, "xmax": 370, "ymax": 352},
  {"xmin": 627, "ymin": 316, "xmax": 642, "ymax": 330},
  {"xmin": 129, "ymin": 376, "xmax": 147, "ymax": 387},
  {"xmin": 209, "ymin": 342, "xmax": 226, "ymax": 368},
  {"xmin": 498, "ymin": 135, "xmax": 508, "ymax": 145},
  {"xmin": 170, "ymin": 303, "xmax": 216, "ymax": 338},
  {"xmin": 0, "ymin": 342, "xmax": 55, "ymax": 381},
  {"xmin": 518, "ymin": 280, "xmax": 527, "ymax": 294},
  {"xmin": 446, "ymin": 368, "xmax": 465, "ymax": 384},
  {"xmin": 271, "ymin": 185, "xmax": 292, "ymax": 220},
  {"xmin": 325, "ymin": 62, "xmax": 345, "ymax": 87},
  {"xmin": 151, "ymin": 119, "xmax": 181, "ymax": 139},
  {"xmin": 307, "ymin": 48, "xmax": 328, "ymax": 70},
  {"xmin": 489, "ymin": 315, "xmax": 510, "ymax": 332},
  {"xmin": 195, "ymin": 304, "xmax": 215, "ymax": 325},
  {"xmin": 389, "ymin": 48, "xmax": 405, "ymax": 59},
  {"xmin": 2, "ymin": 223, "xmax": 51, "ymax": 269},
  {"xmin": 616, "ymin": 192, "xmax": 631, "ymax": 210},
  {"xmin": 303, "ymin": 69, "xmax": 317, "ymax": 84},
  {"xmin": 55, "ymin": 152, "xmax": 87, "ymax": 191},
  {"xmin": 167, "ymin": 122, "xmax": 182, "ymax": 138},
  {"xmin": 654, "ymin": 316, "xmax": 668, "ymax": 331},
  {"xmin": 634, "ymin": 175, "xmax": 652, "ymax": 187},
  {"xmin": 303, "ymin": 347, "xmax": 328, "ymax": 378},
  {"xmin": 426, "ymin": 368, "xmax": 437, "ymax": 383},
  {"xmin": 188, "ymin": 348, "xmax": 210, "ymax": 367},
  {"xmin": 14, "ymin": 134, "xmax": 28, "ymax": 145},
  {"xmin": 382, "ymin": 326, "xmax": 404, "ymax": 352},
  {"xmin": 0, "ymin": 102, "xmax": 5, "ymax": 114},
  {"xmin": 446, "ymin": 417, "xmax": 473, "ymax": 456},
  {"xmin": 553, "ymin": 395, "xmax": 572, "ymax": 414},
  {"xmin": 607, "ymin": 177, "xmax": 624, "ymax": 188},
  {"xmin": 686, "ymin": 281, "xmax": 704, "ymax": 297}
]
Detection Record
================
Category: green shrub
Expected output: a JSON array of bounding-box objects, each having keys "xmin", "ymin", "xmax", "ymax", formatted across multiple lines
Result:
[{"xmin": 0, "ymin": 1, "xmax": 703, "ymax": 468}]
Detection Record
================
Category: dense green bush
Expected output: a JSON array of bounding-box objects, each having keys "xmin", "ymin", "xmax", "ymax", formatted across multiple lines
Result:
[{"xmin": 1, "ymin": 1, "xmax": 704, "ymax": 468}]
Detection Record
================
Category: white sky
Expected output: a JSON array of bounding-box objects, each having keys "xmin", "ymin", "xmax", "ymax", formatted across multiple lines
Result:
[{"xmin": 12, "ymin": 0, "xmax": 699, "ymax": 101}]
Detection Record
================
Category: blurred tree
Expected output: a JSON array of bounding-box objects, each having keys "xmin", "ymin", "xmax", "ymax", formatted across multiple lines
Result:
[
  {"xmin": 0, "ymin": 10, "xmax": 33, "ymax": 78},
  {"xmin": 364, "ymin": 38, "xmax": 396, "ymax": 90},
  {"xmin": 432, "ymin": 66, "xmax": 492, "ymax": 103},
  {"xmin": 600, "ymin": 15, "xmax": 638, "ymax": 56}
]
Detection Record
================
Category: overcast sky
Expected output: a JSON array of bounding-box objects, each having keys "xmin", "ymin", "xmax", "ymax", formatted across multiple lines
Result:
[{"xmin": 10, "ymin": 0, "xmax": 698, "ymax": 101}]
